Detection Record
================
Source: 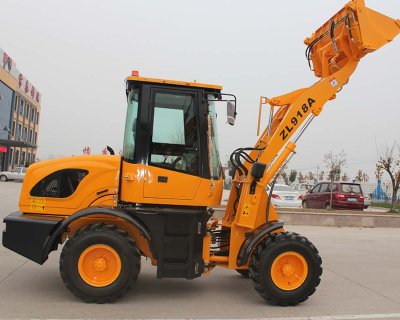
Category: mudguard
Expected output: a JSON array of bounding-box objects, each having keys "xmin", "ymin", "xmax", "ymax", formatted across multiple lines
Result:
[
  {"xmin": 2, "ymin": 207, "xmax": 154, "ymax": 264},
  {"xmin": 236, "ymin": 221, "xmax": 284, "ymax": 267}
]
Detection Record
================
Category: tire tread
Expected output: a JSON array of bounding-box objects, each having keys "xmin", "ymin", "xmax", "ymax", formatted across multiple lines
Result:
[
  {"xmin": 60, "ymin": 223, "xmax": 140, "ymax": 303},
  {"xmin": 249, "ymin": 232, "xmax": 322, "ymax": 306}
]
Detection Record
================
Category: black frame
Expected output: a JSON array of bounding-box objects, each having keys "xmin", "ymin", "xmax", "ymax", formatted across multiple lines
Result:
[{"xmin": 124, "ymin": 80, "xmax": 221, "ymax": 180}]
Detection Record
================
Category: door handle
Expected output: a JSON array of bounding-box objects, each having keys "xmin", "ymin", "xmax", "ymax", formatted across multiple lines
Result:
[{"xmin": 157, "ymin": 176, "xmax": 168, "ymax": 183}]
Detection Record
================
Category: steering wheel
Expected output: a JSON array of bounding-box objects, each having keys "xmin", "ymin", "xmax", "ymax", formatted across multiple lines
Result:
[{"xmin": 171, "ymin": 156, "xmax": 183, "ymax": 168}]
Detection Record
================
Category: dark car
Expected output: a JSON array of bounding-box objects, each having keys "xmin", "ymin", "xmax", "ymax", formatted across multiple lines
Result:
[{"xmin": 303, "ymin": 182, "xmax": 364, "ymax": 210}]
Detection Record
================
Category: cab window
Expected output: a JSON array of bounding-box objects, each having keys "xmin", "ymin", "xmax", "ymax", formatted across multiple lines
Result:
[{"xmin": 150, "ymin": 91, "xmax": 199, "ymax": 176}]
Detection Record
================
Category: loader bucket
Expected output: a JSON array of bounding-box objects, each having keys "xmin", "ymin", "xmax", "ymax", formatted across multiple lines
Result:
[{"xmin": 304, "ymin": 0, "xmax": 400, "ymax": 78}]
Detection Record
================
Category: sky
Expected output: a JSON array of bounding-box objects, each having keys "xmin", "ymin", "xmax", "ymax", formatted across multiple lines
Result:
[{"xmin": 1, "ymin": 0, "xmax": 399, "ymax": 182}]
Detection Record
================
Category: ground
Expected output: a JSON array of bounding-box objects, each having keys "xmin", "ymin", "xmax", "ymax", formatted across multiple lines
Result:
[{"xmin": 1, "ymin": 182, "xmax": 400, "ymax": 319}]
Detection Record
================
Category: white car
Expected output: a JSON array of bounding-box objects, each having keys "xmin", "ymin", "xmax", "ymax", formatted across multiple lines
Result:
[
  {"xmin": 0, "ymin": 167, "xmax": 27, "ymax": 182},
  {"xmin": 266, "ymin": 184, "xmax": 303, "ymax": 208},
  {"xmin": 363, "ymin": 193, "xmax": 372, "ymax": 209},
  {"xmin": 290, "ymin": 182, "xmax": 315, "ymax": 197}
]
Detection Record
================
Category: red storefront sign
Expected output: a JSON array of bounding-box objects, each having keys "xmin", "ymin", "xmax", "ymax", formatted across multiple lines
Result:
[{"xmin": 0, "ymin": 146, "xmax": 8, "ymax": 153}]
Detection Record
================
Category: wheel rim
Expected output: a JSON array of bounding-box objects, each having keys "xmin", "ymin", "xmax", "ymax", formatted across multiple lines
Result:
[
  {"xmin": 78, "ymin": 244, "xmax": 121, "ymax": 287},
  {"xmin": 271, "ymin": 251, "xmax": 308, "ymax": 291},
  {"xmin": 0, "ymin": 176, "xmax": 6, "ymax": 181}
]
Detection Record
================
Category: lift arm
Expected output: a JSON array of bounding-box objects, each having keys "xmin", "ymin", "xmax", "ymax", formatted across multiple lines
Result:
[{"xmin": 223, "ymin": 0, "xmax": 399, "ymax": 268}]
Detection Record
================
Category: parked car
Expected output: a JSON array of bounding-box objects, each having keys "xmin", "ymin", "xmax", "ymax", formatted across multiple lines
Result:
[
  {"xmin": 266, "ymin": 184, "xmax": 303, "ymax": 208},
  {"xmin": 0, "ymin": 167, "xmax": 27, "ymax": 182},
  {"xmin": 290, "ymin": 182, "xmax": 315, "ymax": 197},
  {"xmin": 303, "ymin": 182, "xmax": 364, "ymax": 210}
]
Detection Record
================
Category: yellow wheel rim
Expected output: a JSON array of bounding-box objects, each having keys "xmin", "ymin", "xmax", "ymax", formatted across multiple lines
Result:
[
  {"xmin": 78, "ymin": 244, "xmax": 121, "ymax": 287},
  {"xmin": 271, "ymin": 251, "xmax": 308, "ymax": 291}
]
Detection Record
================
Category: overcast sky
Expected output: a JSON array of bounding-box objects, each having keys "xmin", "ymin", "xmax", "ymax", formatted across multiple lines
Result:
[{"xmin": 2, "ymin": 0, "xmax": 399, "ymax": 182}]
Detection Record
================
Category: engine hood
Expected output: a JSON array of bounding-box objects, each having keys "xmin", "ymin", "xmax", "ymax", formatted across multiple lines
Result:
[{"xmin": 19, "ymin": 155, "xmax": 121, "ymax": 215}]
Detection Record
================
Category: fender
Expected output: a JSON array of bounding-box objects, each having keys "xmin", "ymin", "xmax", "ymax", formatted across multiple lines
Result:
[
  {"xmin": 236, "ymin": 221, "xmax": 284, "ymax": 267},
  {"xmin": 42, "ymin": 206, "xmax": 155, "ymax": 263}
]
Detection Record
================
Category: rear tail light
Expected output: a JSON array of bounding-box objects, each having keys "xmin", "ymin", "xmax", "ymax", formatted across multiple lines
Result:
[
  {"xmin": 271, "ymin": 194, "xmax": 281, "ymax": 199},
  {"xmin": 335, "ymin": 194, "xmax": 345, "ymax": 199},
  {"xmin": 298, "ymin": 195, "xmax": 303, "ymax": 200}
]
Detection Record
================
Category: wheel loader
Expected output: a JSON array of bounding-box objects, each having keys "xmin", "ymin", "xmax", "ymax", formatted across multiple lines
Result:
[{"xmin": 2, "ymin": 0, "xmax": 399, "ymax": 305}]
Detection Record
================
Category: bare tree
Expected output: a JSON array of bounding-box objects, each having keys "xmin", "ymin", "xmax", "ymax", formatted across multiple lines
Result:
[
  {"xmin": 279, "ymin": 171, "xmax": 289, "ymax": 185},
  {"xmin": 375, "ymin": 166, "xmax": 383, "ymax": 181},
  {"xmin": 354, "ymin": 170, "xmax": 369, "ymax": 182},
  {"xmin": 341, "ymin": 172, "xmax": 349, "ymax": 182},
  {"xmin": 376, "ymin": 142, "xmax": 400, "ymax": 213},
  {"xmin": 289, "ymin": 170, "xmax": 298, "ymax": 185},
  {"xmin": 298, "ymin": 172, "xmax": 305, "ymax": 183},
  {"xmin": 318, "ymin": 170, "xmax": 325, "ymax": 181},
  {"xmin": 323, "ymin": 151, "xmax": 347, "ymax": 182}
]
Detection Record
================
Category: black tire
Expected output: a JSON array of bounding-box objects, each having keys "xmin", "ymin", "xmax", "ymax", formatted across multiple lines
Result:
[
  {"xmin": 249, "ymin": 232, "xmax": 322, "ymax": 306},
  {"xmin": 0, "ymin": 175, "xmax": 8, "ymax": 182},
  {"xmin": 60, "ymin": 223, "xmax": 141, "ymax": 303},
  {"xmin": 302, "ymin": 201, "xmax": 308, "ymax": 209},
  {"xmin": 236, "ymin": 269, "xmax": 250, "ymax": 278}
]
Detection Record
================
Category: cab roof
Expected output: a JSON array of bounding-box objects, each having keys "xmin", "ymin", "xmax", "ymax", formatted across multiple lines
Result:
[{"xmin": 126, "ymin": 75, "xmax": 222, "ymax": 90}]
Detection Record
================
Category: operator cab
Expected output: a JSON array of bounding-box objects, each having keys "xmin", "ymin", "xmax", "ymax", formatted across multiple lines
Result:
[{"xmin": 120, "ymin": 71, "xmax": 236, "ymax": 207}]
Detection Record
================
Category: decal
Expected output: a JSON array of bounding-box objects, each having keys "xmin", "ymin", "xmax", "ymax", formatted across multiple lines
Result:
[
  {"xmin": 242, "ymin": 203, "xmax": 250, "ymax": 216},
  {"xmin": 30, "ymin": 198, "xmax": 46, "ymax": 212},
  {"xmin": 280, "ymin": 98, "xmax": 316, "ymax": 141}
]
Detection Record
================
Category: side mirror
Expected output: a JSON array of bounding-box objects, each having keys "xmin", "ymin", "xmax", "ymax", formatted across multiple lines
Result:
[{"xmin": 227, "ymin": 101, "xmax": 236, "ymax": 126}]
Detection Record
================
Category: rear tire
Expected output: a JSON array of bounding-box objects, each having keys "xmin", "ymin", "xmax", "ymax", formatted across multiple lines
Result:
[
  {"xmin": 249, "ymin": 232, "xmax": 322, "ymax": 306},
  {"xmin": 236, "ymin": 269, "xmax": 250, "ymax": 278},
  {"xmin": 60, "ymin": 223, "xmax": 141, "ymax": 303},
  {"xmin": 0, "ymin": 175, "xmax": 7, "ymax": 182},
  {"xmin": 302, "ymin": 201, "xmax": 308, "ymax": 208}
]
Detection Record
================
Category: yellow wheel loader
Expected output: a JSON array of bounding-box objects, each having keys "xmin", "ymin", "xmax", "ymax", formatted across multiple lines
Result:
[{"xmin": 2, "ymin": 0, "xmax": 399, "ymax": 305}]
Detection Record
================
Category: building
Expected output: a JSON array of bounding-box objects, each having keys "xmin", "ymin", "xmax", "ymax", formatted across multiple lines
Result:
[{"xmin": 0, "ymin": 47, "xmax": 41, "ymax": 171}]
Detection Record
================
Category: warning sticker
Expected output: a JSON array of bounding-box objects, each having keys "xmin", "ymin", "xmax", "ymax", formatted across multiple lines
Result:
[
  {"xmin": 242, "ymin": 203, "xmax": 250, "ymax": 216},
  {"xmin": 30, "ymin": 198, "xmax": 46, "ymax": 212}
]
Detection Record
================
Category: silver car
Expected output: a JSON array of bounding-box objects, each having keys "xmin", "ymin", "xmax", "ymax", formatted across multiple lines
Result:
[{"xmin": 0, "ymin": 167, "xmax": 27, "ymax": 182}]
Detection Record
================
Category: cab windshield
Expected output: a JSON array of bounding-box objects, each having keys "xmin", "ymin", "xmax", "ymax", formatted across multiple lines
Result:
[{"xmin": 123, "ymin": 88, "xmax": 140, "ymax": 162}]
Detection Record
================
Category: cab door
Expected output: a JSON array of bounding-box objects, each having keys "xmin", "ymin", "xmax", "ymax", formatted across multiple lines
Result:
[{"xmin": 143, "ymin": 88, "xmax": 202, "ymax": 200}]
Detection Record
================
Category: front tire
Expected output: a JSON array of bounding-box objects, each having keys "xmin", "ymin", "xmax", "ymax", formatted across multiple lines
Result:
[
  {"xmin": 249, "ymin": 232, "xmax": 322, "ymax": 306},
  {"xmin": 60, "ymin": 223, "xmax": 141, "ymax": 303},
  {"xmin": 0, "ymin": 175, "xmax": 8, "ymax": 182}
]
